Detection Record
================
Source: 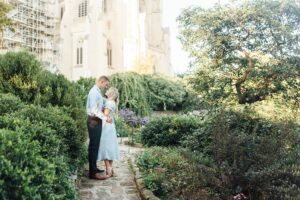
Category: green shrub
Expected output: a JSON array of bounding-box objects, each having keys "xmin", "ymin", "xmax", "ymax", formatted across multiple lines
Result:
[
  {"xmin": 0, "ymin": 52, "xmax": 87, "ymax": 145},
  {"xmin": 137, "ymin": 147, "xmax": 216, "ymax": 199},
  {"xmin": 114, "ymin": 115, "xmax": 130, "ymax": 137},
  {"xmin": 183, "ymin": 109, "xmax": 300, "ymax": 199},
  {"xmin": 139, "ymin": 110, "xmax": 300, "ymax": 199},
  {"xmin": 144, "ymin": 74, "xmax": 186, "ymax": 111},
  {"xmin": 181, "ymin": 89, "xmax": 209, "ymax": 112},
  {"xmin": 0, "ymin": 115, "xmax": 64, "ymax": 158},
  {"xmin": 35, "ymin": 71, "xmax": 81, "ymax": 107},
  {"xmin": 0, "ymin": 51, "xmax": 40, "ymax": 102},
  {"xmin": 141, "ymin": 115, "xmax": 201, "ymax": 147},
  {"xmin": 0, "ymin": 93, "xmax": 25, "ymax": 115},
  {"xmin": 35, "ymin": 71, "xmax": 87, "ymax": 141},
  {"xmin": 0, "ymin": 129, "xmax": 76, "ymax": 199},
  {"xmin": 13, "ymin": 105, "xmax": 87, "ymax": 170},
  {"xmin": 207, "ymin": 110, "xmax": 300, "ymax": 199}
]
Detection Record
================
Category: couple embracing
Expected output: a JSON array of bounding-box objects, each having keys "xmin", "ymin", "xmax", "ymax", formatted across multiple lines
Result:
[{"xmin": 86, "ymin": 76, "xmax": 120, "ymax": 180}]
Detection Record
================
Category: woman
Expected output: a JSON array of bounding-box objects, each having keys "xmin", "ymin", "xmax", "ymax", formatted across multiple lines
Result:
[{"xmin": 98, "ymin": 87, "xmax": 120, "ymax": 177}]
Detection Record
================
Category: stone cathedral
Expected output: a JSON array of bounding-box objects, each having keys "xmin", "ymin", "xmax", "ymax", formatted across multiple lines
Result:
[{"xmin": 58, "ymin": 0, "xmax": 171, "ymax": 80}]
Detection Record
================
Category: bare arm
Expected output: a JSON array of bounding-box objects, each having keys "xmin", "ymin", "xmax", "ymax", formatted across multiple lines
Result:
[{"xmin": 103, "ymin": 108, "xmax": 112, "ymax": 123}]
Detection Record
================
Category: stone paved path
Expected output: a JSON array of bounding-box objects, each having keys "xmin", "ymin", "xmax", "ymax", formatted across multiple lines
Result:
[{"xmin": 79, "ymin": 139, "xmax": 143, "ymax": 200}]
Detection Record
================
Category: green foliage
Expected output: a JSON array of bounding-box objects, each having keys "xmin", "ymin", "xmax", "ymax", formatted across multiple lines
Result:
[
  {"xmin": 0, "ymin": 115, "xmax": 64, "ymax": 159},
  {"xmin": 180, "ymin": 110, "xmax": 300, "ymax": 199},
  {"xmin": 178, "ymin": 0, "xmax": 300, "ymax": 105},
  {"xmin": 0, "ymin": 51, "xmax": 40, "ymax": 101},
  {"xmin": 77, "ymin": 73, "xmax": 188, "ymax": 116},
  {"xmin": 0, "ymin": 93, "xmax": 25, "ymax": 115},
  {"xmin": 75, "ymin": 77, "xmax": 96, "ymax": 106},
  {"xmin": 0, "ymin": 52, "xmax": 87, "ymax": 145},
  {"xmin": 35, "ymin": 71, "xmax": 88, "ymax": 146},
  {"xmin": 205, "ymin": 110, "xmax": 300, "ymax": 199},
  {"xmin": 139, "ymin": 110, "xmax": 300, "ymax": 199},
  {"xmin": 137, "ymin": 147, "xmax": 216, "ymax": 199},
  {"xmin": 0, "ymin": 130, "xmax": 76, "ymax": 200},
  {"xmin": 144, "ymin": 74, "xmax": 186, "ymax": 111},
  {"xmin": 13, "ymin": 105, "xmax": 87, "ymax": 170},
  {"xmin": 35, "ymin": 71, "xmax": 74, "ymax": 107},
  {"xmin": 109, "ymin": 72, "xmax": 151, "ymax": 116},
  {"xmin": 181, "ymin": 89, "xmax": 209, "ymax": 112},
  {"xmin": 114, "ymin": 115, "xmax": 130, "ymax": 137},
  {"xmin": 0, "ymin": 52, "xmax": 87, "ymax": 198},
  {"xmin": 141, "ymin": 115, "xmax": 201, "ymax": 147}
]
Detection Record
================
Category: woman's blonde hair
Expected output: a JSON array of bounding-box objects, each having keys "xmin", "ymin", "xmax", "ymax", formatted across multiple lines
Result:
[
  {"xmin": 105, "ymin": 87, "xmax": 119, "ymax": 112},
  {"xmin": 105, "ymin": 87, "xmax": 119, "ymax": 100}
]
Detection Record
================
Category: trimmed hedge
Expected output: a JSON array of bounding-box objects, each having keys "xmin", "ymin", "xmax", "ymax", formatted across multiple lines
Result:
[
  {"xmin": 0, "ymin": 93, "xmax": 25, "ymax": 115},
  {"xmin": 141, "ymin": 115, "xmax": 201, "ymax": 146},
  {"xmin": 0, "ymin": 115, "xmax": 63, "ymax": 159},
  {"xmin": 13, "ymin": 105, "xmax": 87, "ymax": 170},
  {"xmin": 0, "ymin": 130, "xmax": 76, "ymax": 199}
]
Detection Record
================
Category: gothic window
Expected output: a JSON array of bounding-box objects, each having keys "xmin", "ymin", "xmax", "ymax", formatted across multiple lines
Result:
[
  {"xmin": 77, "ymin": 47, "xmax": 83, "ymax": 65},
  {"xmin": 78, "ymin": 0, "xmax": 87, "ymax": 17},
  {"xmin": 60, "ymin": 6, "xmax": 64, "ymax": 19},
  {"xmin": 107, "ymin": 40, "xmax": 112, "ymax": 67},
  {"xmin": 102, "ymin": 0, "xmax": 107, "ymax": 13}
]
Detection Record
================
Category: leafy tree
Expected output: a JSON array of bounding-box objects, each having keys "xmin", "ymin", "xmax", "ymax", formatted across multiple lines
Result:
[
  {"xmin": 0, "ymin": 51, "xmax": 40, "ymax": 101},
  {"xmin": 144, "ymin": 74, "xmax": 186, "ymax": 111},
  {"xmin": 178, "ymin": 0, "xmax": 300, "ymax": 104}
]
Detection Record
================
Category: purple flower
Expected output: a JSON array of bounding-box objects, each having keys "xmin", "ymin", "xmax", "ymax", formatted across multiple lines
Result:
[{"xmin": 119, "ymin": 108, "xmax": 149, "ymax": 127}]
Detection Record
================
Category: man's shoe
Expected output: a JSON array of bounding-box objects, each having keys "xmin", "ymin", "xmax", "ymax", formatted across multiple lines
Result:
[
  {"xmin": 89, "ymin": 173, "xmax": 107, "ymax": 180},
  {"xmin": 97, "ymin": 168, "xmax": 105, "ymax": 173}
]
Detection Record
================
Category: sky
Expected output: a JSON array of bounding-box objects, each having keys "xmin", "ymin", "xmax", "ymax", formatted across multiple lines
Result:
[{"xmin": 162, "ymin": 0, "xmax": 227, "ymax": 74}]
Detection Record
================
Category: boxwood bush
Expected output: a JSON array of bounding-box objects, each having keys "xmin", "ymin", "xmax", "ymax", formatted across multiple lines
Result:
[
  {"xmin": 0, "ymin": 129, "xmax": 76, "ymax": 199},
  {"xmin": 0, "ymin": 51, "xmax": 40, "ymax": 102},
  {"xmin": 0, "ymin": 115, "xmax": 64, "ymax": 158},
  {"xmin": 141, "ymin": 115, "xmax": 201, "ymax": 146},
  {"xmin": 12, "ymin": 104, "xmax": 87, "ymax": 170},
  {"xmin": 0, "ymin": 93, "xmax": 25, "ymax": 115}
]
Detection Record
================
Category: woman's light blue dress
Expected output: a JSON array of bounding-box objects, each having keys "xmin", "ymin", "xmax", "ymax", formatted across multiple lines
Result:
[{"xmin": 98, "ymin": 100, "xmax": 120, "ymax": 161}]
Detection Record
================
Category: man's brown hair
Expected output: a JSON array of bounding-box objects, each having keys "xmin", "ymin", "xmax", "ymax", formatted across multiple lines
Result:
[{"xmin": 97, "ymin": 76, "xmax": 109, "ymax": 82}]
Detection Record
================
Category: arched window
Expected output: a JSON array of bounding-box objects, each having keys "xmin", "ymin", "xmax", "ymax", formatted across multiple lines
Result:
[
  {"xmin": 76, "ymin": 40, "xmax": 83, "ymax": 65},
  {"xmin": 78, "ymin": 0, "xmax": 87, "ymax": 17},
  {"xmin": 76, "ymin": 46, "xmax": 83, "ymax": 65},
  {"xmin": 107, "ymin": 40, "xmax": 112, "ymax": 68}
]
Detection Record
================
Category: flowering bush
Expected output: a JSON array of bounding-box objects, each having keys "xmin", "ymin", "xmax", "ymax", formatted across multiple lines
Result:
[{"xmin": 119, "ymin": 108, "xmax": 149, "ymax": 127}]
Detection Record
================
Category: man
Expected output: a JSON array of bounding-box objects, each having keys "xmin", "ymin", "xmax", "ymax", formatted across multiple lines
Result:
[{"xmin": 86, "ymin": 76, "xmax": 112, "ymax": 180}]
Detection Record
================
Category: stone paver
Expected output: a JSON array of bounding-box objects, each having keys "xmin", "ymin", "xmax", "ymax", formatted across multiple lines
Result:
[{"xmin": 79, "ymin": 139, "xmax": 143, "ymax": 200}]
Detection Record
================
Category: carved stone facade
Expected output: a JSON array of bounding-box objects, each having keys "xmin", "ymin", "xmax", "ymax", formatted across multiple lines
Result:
[{"xmin": 58, "ymin": 0, "xmax": 171, "ymax": 80}]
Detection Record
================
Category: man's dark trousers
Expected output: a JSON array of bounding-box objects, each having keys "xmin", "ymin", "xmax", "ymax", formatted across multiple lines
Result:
[{"xmin": 87, "ymin": 117, "xmax": 102, "ymax": 175}]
